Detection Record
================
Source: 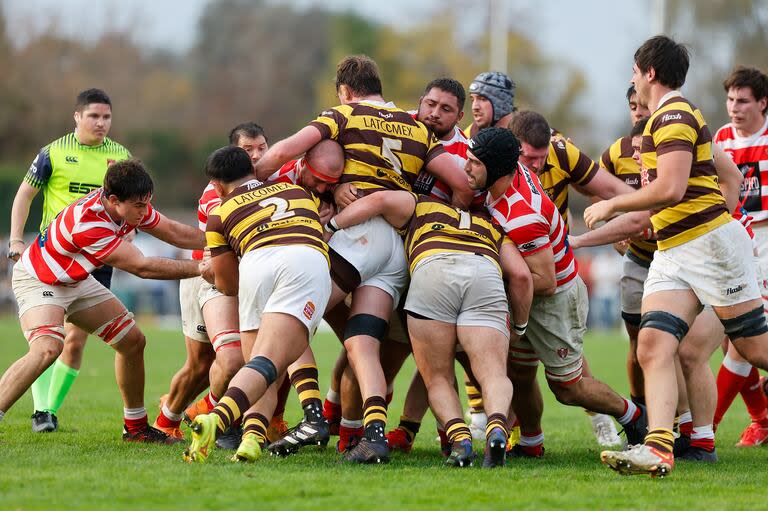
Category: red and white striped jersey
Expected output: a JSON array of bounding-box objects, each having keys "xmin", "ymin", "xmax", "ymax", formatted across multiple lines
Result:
[
  {"xmin": 268, "ymin": 159, "xmax": 301, "ymax": 185},
  {"xmin": 193, "ymin": 182, "xmax": 222, "ymax": 260},
  {"xmin": 486, "ymin": 162, "xmax": 578, "ymax": 292},
  {"xmin": 714, "ymin": 116, "xmax": 768, "ymax": 223},
  {"xmin": 22, "ymin": 189, "xmax": 160, "ymax": 285}
]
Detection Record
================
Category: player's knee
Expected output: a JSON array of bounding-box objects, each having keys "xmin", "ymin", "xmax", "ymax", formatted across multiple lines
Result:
[
  {"xmin": 548, "ymin": 379, "xmax": 580, "ymax": 406},
  {"xmin": 218, "ymin": 353, "xmax": 244, "ymax": 381},
  {"xmin": 639, "ymin": 310, "xmax": 689, "ymax": 342},
  {"xmin": 721, "ymin": 306, "xmax": 768, "ymax": 341},
  {"xmin": 244, "ymin": 355, "xmax": 278, "ymax": 386},
  {"xmin": 31, "ymin": 338, "xmax": 64, "ymax": 365},
  {"xmin": 343, "ymin": 314, "xmax": 388, "ymax": 343}
]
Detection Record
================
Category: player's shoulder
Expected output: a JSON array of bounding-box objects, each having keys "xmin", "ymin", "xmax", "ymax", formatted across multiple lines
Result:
[
  {"xmin": 714, "ymin": 123, "xmax": 734, "ymax": 142},
  {"xmin": 102, "ymin": 137, "xmax": 131, "ymax": 155}
]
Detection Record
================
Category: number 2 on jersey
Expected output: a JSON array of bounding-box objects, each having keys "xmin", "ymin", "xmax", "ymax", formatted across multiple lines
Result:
[{"xmin": 259, "ymin": 197, "xmax": 295, "ymax": 221}]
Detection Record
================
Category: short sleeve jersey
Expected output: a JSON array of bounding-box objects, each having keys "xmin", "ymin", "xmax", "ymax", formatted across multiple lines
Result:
[
  {"xmin": 601, "ymin": 135, "xmax": 658, "ymax": 264},
  {"xmin": 309, "ymin": 101, "xmax": 444, "ymax": 195},
  {"xmin": 641, "ymin": 93, "xmax": 730, "ymax": 250},
  {"xmin": 24, "ymin": 133, "xmax": 132, "ymax": 232},
  {"xmin": 537, "ymin": 138, "xmax": 598, "ymax": 231},
  {"xmin": 404, "ymin": 195, "xmax": 506, "ymax": 274},
  {"xmin": 21, "ymin": 188, "xmax": 159, "ymax": 285},
  {"xmin": 205, "ymin": 180, "xmax": 328, "ymax": 264}
]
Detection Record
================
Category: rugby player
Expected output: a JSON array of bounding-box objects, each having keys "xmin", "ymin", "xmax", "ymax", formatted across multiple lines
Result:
[
  {"xmin": 252, "ymin": 55, "xmax": 472, "ymax": 464},
  {"xmin": 8, "ymin": 88, "xmax": 131, "ymax": 432},
  {"xmin": 466, "ymin": 71, "xmax": 516, "ymax": 138},
  {"xmin": 712, "ymin": 66, "xmax": 768, "ymax": 446},
  {"xmin": 183, "ymin": 146, "xmax": 331, "ymax": 463},
  {"xmin": 591, "ymin": 36, "xmax": 768, "ymax": 477},
  {"xmin": 0, "ymin": 160, "xmax": 205, "ymax": 443},
  {"xmin": 475, "ymin": 128, "xmax": 648, "ymax": 459}
]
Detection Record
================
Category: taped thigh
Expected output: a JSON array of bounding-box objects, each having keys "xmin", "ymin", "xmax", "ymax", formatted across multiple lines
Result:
[
  {"xmin": 211, "ymin": 329, "xmax": 241, "ymax": 352},
  {"xmin": 93, "ymin": 310, "xmax": 136, "ymax": 346},
  {"xmin": 639, "ymin": 310, "xmax": 689, "ymax": 342},
  {"xmin": 24, "ymin": 324, "xmax": 66, "ymax": 344}
]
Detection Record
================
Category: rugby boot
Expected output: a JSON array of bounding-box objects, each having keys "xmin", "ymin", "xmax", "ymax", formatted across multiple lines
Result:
[
  {"xmin": 268, "ymin": 419, "xmax": 330, "ymax": 456},
  {"xmin": 735, "ymin": 421, "xmax": 768, "ymax": 447},
  {"xmin": 601, "ymin": 444, "xmax": 674, "ymax": 477},
  {"xmin": 123, "ymin": 423, "xmax": 181, "ymax": 445},
  {"xmin": 343, "ymin": 436, "xmax": 390, "ymax": 464},
  {"xmin": 182, "ymin": 414, "xmax": 218, "ymax": 463},
  {"xmin": 444, "ymin": 439, "xmax": 474, "ymax": 468},
  {"xmin": 31, "ymin": 410, "xmax": 57, "ymax": 433},
  {"xmin": 231, "ymin": 434, "xmax": 263, "ymax": 463},
  {"xmin": 482, "ymin": 427, "xmax": 507, "ymax": 468},
  {"xmin": 184, "ymin": 396, "xmax": 212, "ymax": 423},
  {"xmin": 266, "ymin": 416, "xmax": 289, "ymax": 443},
  {"xmin": 591, "ymin": 413, "xmax": 623, "ymax": 447},
  {"xmin": 385, "ymin": 427, "xmax": 414, "ymax": 453},
  {"xmin": 152, "ymin": 419, "xmax": 184, "ymax": 441},
  {"xmin": 216, "ymin": 425, "xmax": 243, "ymax": 450},
  {"xmin": 677, "ymin": 446, "xmax": 718, "ymax": 462}
]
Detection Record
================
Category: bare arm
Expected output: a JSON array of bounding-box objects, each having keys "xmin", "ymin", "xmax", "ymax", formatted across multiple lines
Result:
[
  {"xmin": 522, "ymin": 246, "xmax": 557, "ymax": 296},
  {"xmin": 500, "ymin": 242, "xmax": 532, "ymax": 327},
  {"xmin": 253, "ymin": 126, "xmax": 323, "ymax": 181},
  {"xmin": 9, "ymin": 182, "xmax": 40, "ymax": 260},
  {"xmin": 210, "ymin": 251, "xmax": 239, "ymax": 296},
  {"xmin": 569, "ymin": 211, "xmax": 652, "ymax": 249},
  {"xmin": 143, "ymin": 214, "xmax": 206, "ymax": 250},
  {"xmin": 584, "ymin": 151, "xmax": 692, "ymax": 229},
  {"xmin": 331, "ymin": 191, "xmax": 416, "ymax": 231},
  {"xmin": 580, "ymin": 167, "xmax": 636, "ymax": 199},
  {"xmin": 101, "ymin": 241, "xmax": 200, "ymax": 280},
  {"xmin": 713, "ymin": 144, "xmax": 743, "ymax": 212},
  {"xmin": 424, "ymin": 152, "xmax": 473, "ymax": 209}
]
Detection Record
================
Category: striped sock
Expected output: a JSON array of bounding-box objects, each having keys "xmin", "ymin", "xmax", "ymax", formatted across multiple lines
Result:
[
  {"xmin": 290, "ymin": 363, "xmax": 322, "ymax": 422},
  {"xmin": 465, "ymin": 383, "xmax": 484, "ymax": 413},
  {"xmin": 397, "ymin": 416, "xmax": 421, "ymax": 442},
  {"xmin": 677, "ymin": 410, "xmax": 693, "ymax": 437},
  {"xmin": 204, "ymin": 391, "xmax": 218, "ymax": 410},
  {"xmin": 156, "ymin": 404, "xmax": 183, "ymax": 428},
  {"xmin": 644, "ymin": 428, "xmax": 674, "ymax": 454},
  {"xmin": 690, "ymin": 424, "xmax": 715, "ymax": 452},
  {"xmin": 124, "ymin": 407, "xmax": 148, "ymax": 434},
  {"xmin": 485, "ymin": 412, "xmax": 509, "ymax": 441},
  {"xmin": 211, "ymin": 387, "xmax": 250, "ymax": 435},
  {"xmin": 444, "ymin": 418, "xmax": 472, "ymax": 443},
  {"xmin": 242, "ymin": 412, "xmax": 269, "ymax": 445},
  {"xmin": 362, "ymin": 396, "xmax": 387, "ymax": 440}
]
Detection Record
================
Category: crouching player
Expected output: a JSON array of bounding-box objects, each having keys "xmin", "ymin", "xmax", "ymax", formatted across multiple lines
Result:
[
  {"xmin": 0, "ymin": 160, "xmax": 205, "ymax": 443},
  {"xmin": 183, "ymin": 146, "xmax": 331, "ymax": 463}
]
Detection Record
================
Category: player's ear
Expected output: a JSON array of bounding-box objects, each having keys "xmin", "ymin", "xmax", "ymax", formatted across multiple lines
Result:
[
  {"xmin": 337, "ymin": 85, "xmax": 353, "ymax": 104},
  {"xmin": 212, "ymin": 180, "xmax": 227, "ymax": 199}
]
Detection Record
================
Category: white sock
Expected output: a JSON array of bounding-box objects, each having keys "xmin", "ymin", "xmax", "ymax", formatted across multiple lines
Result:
[
  {"xmin": 617, "ymin": 398, "xmax": 638, "ymax": 425},
  {"xmin": 519, "ymin": 431, "xmax": 544, "ymax": 446},
  {"xmin": 161, "ymin": 404, "xmax": 184, "ymax": 422},
  {"xmin": 326, "ymin": 388, "xmax": 340, "ymax": 404},
  {"xmin": 340, "ymin": 417, "xmax": 363, "ymax": 428},
  {"xmin": 124, "ymin": 406, "xmax": 147, "ymax": 420},
  {"xmin": 691, "ymin": 424, "xmax": 714, "ymax": 440},
  {"xmin": 678, "ymin": 410, "xmax": 692, "ymax": 426},
  {"xmin": 723, "ymin": 352, "xmax": 753, "ymax": 376}
]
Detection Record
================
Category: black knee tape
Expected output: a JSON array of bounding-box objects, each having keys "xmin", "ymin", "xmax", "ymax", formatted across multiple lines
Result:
[
  {"xmin": 621, "ymin": 311, "xmax": 642, "ymax": 327},
  {"xmin": 245, "ymin": 355, "xmax": 277, "ymax": 386},
  {"xmin": 343, "ymin": 313, "xmax": 388, "ymax": 342},
  {"xmin": 721, "ymin": 306, "xmax": 768, "ymax": 340},
  {"xmin": 639, "ymin": 311, "xmax": 689, "ymax": 342}
]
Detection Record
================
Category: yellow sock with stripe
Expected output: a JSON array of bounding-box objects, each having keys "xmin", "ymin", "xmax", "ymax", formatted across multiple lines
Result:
[
  {"xmin": 242, "ymin": 412, "xmax": 269, "ymax": 445},
  {"xmin": 444, "ymin": 418, "xmax": 472, "ymax": 443},
  {"xmin": 211, "ymin": 387, "xmax": 250, "ymax": 435},
  {"xmin": 289, "ymin": 363, "xmax": 323, "ymax": 423},
  {"xmin": 465, "ymin": 383, "xmax": 484, "ymax": 413},
  {"xmin": 362, "ymin": 396, "xmax": 387, "ymax": 441},
  {"xmin": 485, "ymin": 413, "xmax": 509, "ymax": 442},
  {"xmin": 644, "ymin": 428, "xmax": 674, "ymax": 454}
]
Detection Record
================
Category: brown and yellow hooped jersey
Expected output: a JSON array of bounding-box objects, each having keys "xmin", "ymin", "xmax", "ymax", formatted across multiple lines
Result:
[
  {"xmin": 206, "ymin": 179, "xmax": 328, "ymax": 264},
  {"xmin": 601, "ymin": 136, "xmax": 657, "ymax": 264},
  {"xmin": 642, "ymin": 94, "xmax": 730, "ymax": 251},
  {"xmin": 310, "ymin": 101, "xmax": 444, "ymax": 195},
  {"xmin": 537, "ymin": 138, "xmax": 598, "ymax": 231},
  {"xmin": 404, "ymin": 195, "xmax": 506, "ymax": 274}
]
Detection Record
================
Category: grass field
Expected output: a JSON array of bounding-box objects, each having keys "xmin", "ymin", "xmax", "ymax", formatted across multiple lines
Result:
[{"xmin": 0, "ymin": 315, "xmax": 766, "ymax": 511}]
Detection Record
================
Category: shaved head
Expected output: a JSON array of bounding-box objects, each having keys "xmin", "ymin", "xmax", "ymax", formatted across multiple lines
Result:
[{"xmin": 305, "ymin": 139, "xmax": 345, "ymax": 181}]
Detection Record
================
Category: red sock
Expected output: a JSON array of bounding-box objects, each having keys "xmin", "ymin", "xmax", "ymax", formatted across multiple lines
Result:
[
  {"xmin": 690, "ymin": 425, "xmax": 715, "ymax": 452},
  {"xmin": 715, "ymin": 360, "xmax": 750, "ymax": 425},
  {"xmin": 273, "ymin": 377, "xmax": 291, "ymax": 418},
  {"xmin": 124, "ymin": 415, "xmax": 148, "ymax": 434},
  {"xmin": 155, "ymin": 409, "xmax": 181, "ymax": 429},
  {"xmin": 337, "ymin": 424, "xmax": 363, "ymax": 452},
  {"xmin": 323, "ymin": 399, "xmax": 341, "ymax": 422},
  {"xmin": 741, "ymin": 368, "xmax": 768, "ymax": 425},
  {"xmin": 203, "ymin": 391, "xmax": 218, "ymax": 412}
]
